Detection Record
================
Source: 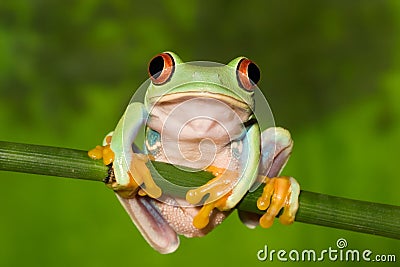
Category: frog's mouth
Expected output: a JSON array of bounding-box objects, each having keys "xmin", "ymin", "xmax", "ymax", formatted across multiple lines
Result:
[{"xmin": 149, "ymin": 91, "xmax": 251, "ymax": 111}]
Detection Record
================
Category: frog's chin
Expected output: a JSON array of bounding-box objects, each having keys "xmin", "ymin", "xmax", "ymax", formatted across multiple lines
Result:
[{"xmin": 149, "ymin": 91, "xmax": 250, "ymax": 111}]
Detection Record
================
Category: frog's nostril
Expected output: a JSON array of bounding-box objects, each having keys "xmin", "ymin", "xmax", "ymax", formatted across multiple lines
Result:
[{"xmin": 192, "ymin": 72, "xmax": 222, "ymax": 84}]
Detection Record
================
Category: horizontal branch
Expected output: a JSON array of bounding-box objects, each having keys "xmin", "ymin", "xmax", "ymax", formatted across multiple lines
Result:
[{"xmin": 0, "ymin": 141, "xmax": 399, "ymax": 239}]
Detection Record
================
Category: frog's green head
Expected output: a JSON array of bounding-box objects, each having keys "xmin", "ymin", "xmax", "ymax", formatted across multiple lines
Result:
[{"xmin": 144, "ymin": 52, "xmax": 261, "ymax": 113}]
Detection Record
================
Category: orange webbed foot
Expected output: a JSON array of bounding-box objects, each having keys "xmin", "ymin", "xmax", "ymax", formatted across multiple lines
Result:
[{"xmin": 88, "ymin": 135, "xmax": 115, "ymax": 165}]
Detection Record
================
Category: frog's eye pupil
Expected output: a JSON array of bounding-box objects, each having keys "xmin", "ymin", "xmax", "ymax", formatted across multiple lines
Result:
[
  {"xmin": 148, "ymin": 53, "xmax": 175, "ymax": 85},
  {"xmin": 248, "ymin": 62, "xmax": 260, "ymax": 85},
  {"xmin": 237, "ymin": 58, "xmax": 260, "ymax": 91},
  {"xmin": 149, "ymin": 56, "xmax": 164, "ymax": 79}
]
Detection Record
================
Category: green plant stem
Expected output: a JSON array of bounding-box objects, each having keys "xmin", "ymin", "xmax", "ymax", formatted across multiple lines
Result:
[
  {"xmin": 0, "ymin": 141, "xmax": 108, "ymax": 181},
  {"xmin": 0, "ymin": 141, "xmax": 399, "ymax": 240}
]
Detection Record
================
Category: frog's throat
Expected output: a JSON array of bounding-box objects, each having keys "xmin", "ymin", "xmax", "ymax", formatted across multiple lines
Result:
[{"xmin": 149, "ymin": 92, "xmax": 250, "ymax": 111}]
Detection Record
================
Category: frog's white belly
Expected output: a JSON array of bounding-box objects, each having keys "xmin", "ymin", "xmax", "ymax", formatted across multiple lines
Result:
[{"xmin": 142, "ymin": 96, "xmax": 251, "ymax": 237}]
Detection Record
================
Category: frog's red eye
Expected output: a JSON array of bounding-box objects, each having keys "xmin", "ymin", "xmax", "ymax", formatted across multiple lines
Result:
[
  {"xmin": 148, "ymin": 53, "xmax": 175, "ymax": 85},
  {"xmin": 237, "ymin": 58, "xmax": 260, "ymax": 91}
]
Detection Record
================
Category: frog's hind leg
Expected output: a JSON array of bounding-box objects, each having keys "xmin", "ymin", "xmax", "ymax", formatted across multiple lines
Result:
[
  {"xmin": 115, "ymin": 194, "xmax": 179, "ymax": 254},
  {"xmin": 238, "ymin": 127, "xmax": 300, "ymax": 228}
]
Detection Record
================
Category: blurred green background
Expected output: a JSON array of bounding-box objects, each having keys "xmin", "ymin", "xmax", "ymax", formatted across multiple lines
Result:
[{"xmin": 0, "ymin": 1, "xmax": 399, "ymax": 266}]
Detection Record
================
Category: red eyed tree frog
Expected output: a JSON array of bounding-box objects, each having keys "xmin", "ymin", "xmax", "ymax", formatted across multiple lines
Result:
[{"xmin": 88, "ymin": 52, "xmax": 300, "ymax": 254}]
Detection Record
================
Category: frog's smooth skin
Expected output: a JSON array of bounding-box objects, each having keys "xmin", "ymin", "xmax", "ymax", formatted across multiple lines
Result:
[{"xmin": 88, "ymin": 52, "xmax": 300, "ymax": 254}]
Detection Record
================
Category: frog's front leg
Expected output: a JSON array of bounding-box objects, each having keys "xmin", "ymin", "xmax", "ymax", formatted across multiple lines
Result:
[
  {"xmin": 88, "ymin": 133, "xmax": 115, "ymax": 166},
  {"xmin": 186, "ymin": 123, "xmax": 261, "ymax": 229},
  {"xmin": 88, "ymin": 102, "xmax": 162, "ymax": 199},
  {"xmin": 240, "ymin": 127, "xmax": 300, "ymax": 228}
]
